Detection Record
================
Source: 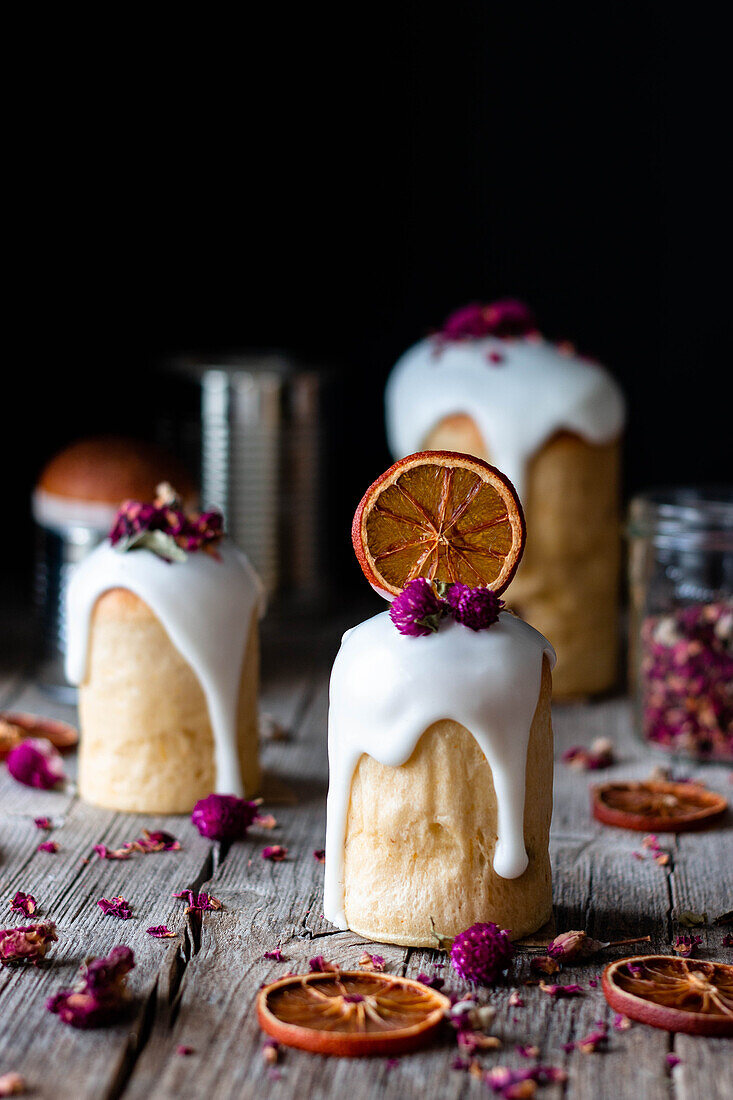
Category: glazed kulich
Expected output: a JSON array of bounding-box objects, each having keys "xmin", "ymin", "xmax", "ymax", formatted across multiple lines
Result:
[
  {"xmin": 33, "ymin": 436, "xmax": 196, "ymax": 532},
  {"xmin": 384, "ymin": 304, "xmax": 625, "ymax": 697},
  {"xmin": 66, "ymin": 523, "xmax": 263, "ymax": 814},
  {"xmin": 324, "ymin": 613, "xmax": 555, "ymax": 946}
]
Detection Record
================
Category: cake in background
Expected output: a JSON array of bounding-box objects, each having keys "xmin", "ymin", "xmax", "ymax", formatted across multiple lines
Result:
[
  {"xmin": 385, "ymin": 300, "xmax": 625, "ymax": 697},
  {"xmin": 65, "ymin": 484, "xmax": 263, "ymax": 813},
  {"xmin": 325, "ymin": 451, "xmax": 555, "ymax": 946},
  {"xmin": 33, "ymin": 436, "xmax": 196, "ymax": 697}
]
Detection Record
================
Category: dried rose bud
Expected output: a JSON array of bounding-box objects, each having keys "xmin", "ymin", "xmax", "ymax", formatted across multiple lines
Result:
[
  {"xmin": 9, "ymin": 892, "xmax": 36, "ymax": 918},
  {"xmin": 547, "ymin": 930, "xmax": 607, "ymax": 960},
  {"xmin": 191, "ymin": 794, "xmax": 258, "ymax": 841},
  {"xmin": 6, "ymin": 738, "xmax": 65, "ymax": 790},
  {"xmin": 47, "ymin": 945, "xmax": 134, "ymax": 1028},
  {"xmin": 0, "ymin": 920, "xmax": 57, "ymax": 965}
]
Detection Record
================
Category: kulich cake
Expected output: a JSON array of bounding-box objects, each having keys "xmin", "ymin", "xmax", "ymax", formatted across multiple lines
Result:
[
  {"xmin": 66, "ymin": 486, "xmax": 263, "ymax": 813},
  {"xmin": 384, "ymin": 300, "xmax": 625, "ymax": 697},
  {"xmin": 34, "ymin": 436, "xmax": 196, "ymax": 532},
  {"xmin": 325, "ymin": 452, "xmax": 556, "ymax": 946}
]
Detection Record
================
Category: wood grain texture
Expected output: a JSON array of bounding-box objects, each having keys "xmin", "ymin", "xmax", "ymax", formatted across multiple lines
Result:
[{"xmin": 1, "ymin": 613, "xmax": 731, "ymax": 1099}]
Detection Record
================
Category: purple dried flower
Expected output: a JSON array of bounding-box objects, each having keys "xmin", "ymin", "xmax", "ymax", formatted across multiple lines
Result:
[
  {"xmin": 450, "ymin": 922, "xmax": 515, "ymax": 985},
  {"xmin": 125, "ymin": 829, "xmax": 181, "ymax": 853},
  {"xmin": 147, "ymin": 926, "xmax": 176, "ymax": 938},
  {"xmin": 262, "ymin": 845, "xmax": 288, "ymax": 862},
  {"xmin": 97, "ymin": 896, "xmax": 132, "ymax": 920},
  {"xmin": 9, "ymin": 892, "xmax": 37, "ymax": 918},
  {"xmin": 47, "ymin": 946, "xmax": 134, "ymax": 1028},
  {"xmin": 673, "ymin": 934, "xmax": 702, "ymax": 958},
  {"xmin": 441, "ymin": 299, "xmax": 537, "ymax": 340},
  {"xmin": 37, "ymin": 841, "xmax": 59, "ymax": 854},
  {"xmin": 173, "ymin": 890, "xmax": 222, "ymax": 913},
  {"xmin": 93, "ymin": 844, "xmax": 131, "ymax": 861},
  {"xmin": 539, "ymin": 981, "xmax": 583, "ymax": 997},
  {"xmin": 666, "ymin": 1054, "xmax": 681, "ymax": 1069},
  {"xmin": 359, "ymin": 951, "xmax": 385, "ymax": 971},
  {"xmin": 415, "ymin": 972, "xmax": 445, "ymax": 990},
  {"xmin": 313, "ymin": 849, "xmax": 326, "ymax": 863},
  {"xmin": 191, "ymin": 794, "xmax": 259, "ymax": 841},
  {"xmin": 308, "ymin": 955, "xmax": 338, "ymax": 973},
  {"xmin": 264, "ymin": 949, "xmax": 284, "ymax": 961},
  {"xmin": 33, "ymin": 816, "xmax": 52, "ymax": 830},
  {"xmin": 6, "ymin": 738, "xmax": 65, "ymax": 789},
  {"xmin": 548, "ymin": 930, "xmax": 608, "ymax": 960},
  {"xmin": 530, "ymin": 955, "xmax": 560, "ymax": 975},
  {"xmin": 445, "ymin": 584, "xmax": 504, "ymax": 631},
  {"xmin": 389, "ymin": 578, "xmax": 447, "ymax": 637},
  {"xmin": 0, "ymin": 920, "xmax": 57, "ymax": 965}
]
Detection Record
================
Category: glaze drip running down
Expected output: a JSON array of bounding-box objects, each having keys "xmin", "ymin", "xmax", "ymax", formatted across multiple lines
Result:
[
  {"xmin": 65, "ymin": 540, "xmax": 264, "ymax": 796},
  {"xmin": 385, "ymin": 334, "xmax": 625, "ymax": 501},
  {"xmin": 324, "ymin": 611, "xmax": 556, "ymax": 929}
]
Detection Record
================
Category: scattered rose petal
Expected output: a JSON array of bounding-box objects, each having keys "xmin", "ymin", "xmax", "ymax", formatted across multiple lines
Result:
[
  {"xmin": 569, "ymin": 1024, "xmax": 608, "ymax": 1054},
  {"xmin": 173, "ymin": 890, "xmax": 222, "ymax": 913},
  {"xmin": 93, "ymin": 844, "xmax": 131, "ymax": 861},
  {"xmin": 125, "ymin": 829, "xmax": 181, "ymax": 854},
  {"xmin": 47, "ymin": 945, "xmax": 134, "ymax": 1028},
  {"xmin": 262, "ymin": 845, "xmax": 288, "ymax": 862},
  {"xmin": 539, "ymin": 982, "xmax": 583, "ymax": 997},
  {"xmin": 147, "ymin": 926, "xmax": 176, "ymax": 938},
  {"xmin": 264, "ymin": 949, "xmax": 284, "ymax": 961},
  {"xmin": 262, "ymin": 1039, "xmax": 279, "ymax": 1065},
  {"xmin": 6, "ymin": 738, "xmax": 65, "ymax": 789},
  {"xmin": 385, "ymin": 1057, "xmax": 400, "ymax": 1070},
  {"xmin": 666, "ymin": 1054, "xmax": 681, "ymax": 1069},
  {"xmin": 255, "ymin": 813, "xmax": 277, "ymax": 830},
  {"xmin": 517, "ymin": 1044, "xmax": 540, "ymax": 1059},
  {"xmin": 359, "ymin": 951, "xmax": 385, "ymax": 971},
  {"xmin": 177, "ymin": 1045, "xmax": 194, "ymax": 1056},
  {"xmin": 97, "ymin": 896, "xmax": 132, "ymax": 920},
  {"xmin": 313, "ymin": 849, "xmax": 326, "ymax": 863},
  {"xmin": 508, "ymin": 991, "xmax": 524, "ymax": 1007},
  {"xmin": 191, "ymin": 794, "xmax": 258, "ymax": 841},
  {"xmin": 0, "ymin": 1073, "xmax": 25, "ymax": 1097},
  {"xmin": 613, "ymin": 1013, "xmax": 632, "ymax": 1030},
  {"xmin": 37, "ymin": 841, "xmax": 58, "ymax": 854},
  {"xmin": 9, "ymin": 892, "xmax": 36, "ymax": 918},
  {"xmin": 33, "ymin": 817, "xmax": 52, "ymax": 830},
  {"xmin": 561, "ymin": 738, "xmax": 614, "ymax": 771},
  {"xmin": 0, "ymin": 920, "xmax": 57, "ymax": 965},
  {"xmin": 530, "ymin": 955, "xmax": 560, "ymax": 975},
  {"xmin": 308, "ymin": 955, "xmax": 338, "ymax": 973},
  {"xmin": 673, "ymin": 934, "xmax": 702, "ymax": 957}
]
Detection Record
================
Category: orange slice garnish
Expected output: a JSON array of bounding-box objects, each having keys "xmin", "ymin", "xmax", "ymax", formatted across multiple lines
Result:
[
  {"xmin": 257, "ymin": 970, "xmax": 450, "ymax": 1057},
  {"xmin": 352, "ymin": 451, "xmax": 525, "ymax": 598},
  {"xmin": 0, "ymin": 711, "xmax": 78, "ymax": 761},
  {"xmin": 602, "ymin": 956, "xmax": 733, "ymax": 1036},
  {"xmin": 592, "ymin": 780, "xmax": 727, "ymax": 833}
]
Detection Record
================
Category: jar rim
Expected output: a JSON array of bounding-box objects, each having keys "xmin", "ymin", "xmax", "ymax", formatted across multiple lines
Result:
[{"xmin": 628, "ymin": 486, "xmax": 733, "ymax": 545}]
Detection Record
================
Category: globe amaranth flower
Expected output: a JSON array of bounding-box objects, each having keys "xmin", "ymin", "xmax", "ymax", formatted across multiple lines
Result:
[
  {"xmin": 47, "ymin": 946, "xmax": 135, "ymax": 1028},
  {"xmin": 450, "ymin": 921, "xmax": 515, "ymax": 984},
  {"xmin": 6, "ymin": 738, "xmax": 65, "ymax": 789},
  {"xmin": 441, "ymin": 299, "xmax": 537, "ymax": 341},
  {"xmin": 445, "ymin": 583, "xmax": 504, "ymax": 631},
  {"xmin": 191, "ymin": 793, "xmax": 259, "ymax": 841},
  {"xmin": 389, "ymin": 578, "xmax": 447, "ymax": 637}
]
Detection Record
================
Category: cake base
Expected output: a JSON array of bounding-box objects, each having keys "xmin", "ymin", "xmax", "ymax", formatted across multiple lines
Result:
[
  {"xmin": 342, "ymin": 658, "xmax": 553, "ymax": 946},
  {"xmin": 78, "ymin": 589, "xmax": 260, "ymax": 813},
  {"xmin": 424, "ymin": 415, "xmax": 620, "ymax": 698}
]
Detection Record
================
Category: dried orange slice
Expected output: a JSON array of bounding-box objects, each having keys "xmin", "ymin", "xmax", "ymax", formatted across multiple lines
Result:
[
  {"xmin": 0, "ymin": 712, "xmax": 78, "ymax": 761},
  {"xmin": 352, "ymin": 451, "xmax": 525, "ymax": 598},
  {"xmin": 592, "ymin": 780, "xmax": 727, "ymax": 833},
  {"xmin": 257, "ymin": 970, "xmax": 450, "ymax": 1057},
  {"xmin": 602, "ymin": 956, "xmax": 733, "ymax": 1036}
]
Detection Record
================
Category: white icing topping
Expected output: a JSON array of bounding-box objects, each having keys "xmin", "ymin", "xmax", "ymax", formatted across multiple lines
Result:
[
  {"xmin": 324, "ymin": 611, "xmax": 555, "ymax": 930},
  {"xmin": 385, "ymin": 335, "xmax": 625, "ymax": 500},
  {"xmin": 65, "ymin": 539, "xmax": 264, "ymax": 796},
  {"xmin": 33, "ymin": 489, "xmax": 120, "ymax": 532}
]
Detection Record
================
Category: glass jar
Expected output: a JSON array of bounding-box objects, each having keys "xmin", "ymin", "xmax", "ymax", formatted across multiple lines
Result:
[{"xmin": 628, "ymin": 488, "xmax": 733, "ymax": 763}]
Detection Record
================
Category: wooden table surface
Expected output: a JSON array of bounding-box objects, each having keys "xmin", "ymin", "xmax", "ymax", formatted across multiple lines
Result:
[{"xmin": 1, "ymin": 609, "xmax": 731, "ymax": 1100}]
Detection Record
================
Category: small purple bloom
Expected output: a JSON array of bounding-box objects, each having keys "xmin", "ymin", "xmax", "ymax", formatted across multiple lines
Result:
[
  {"xmin": 389, "ymin": 578, "xmax": 447, "ymax": 637},
  {"xmin": 191, "ymin": 794, "xmax": 259, "ymax": 841},
  {"xmin": 445, "ymin": 584, "xmax": 504, "ymax": 631},
  {"xmin": 7, "ymin": 738, "xmax": 65, "ymax": 790}
]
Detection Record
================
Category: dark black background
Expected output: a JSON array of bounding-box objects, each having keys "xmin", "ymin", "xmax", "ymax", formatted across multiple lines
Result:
[{"xmin": 5, "ymin": 6, "xmax": 730, "ymax": 601}]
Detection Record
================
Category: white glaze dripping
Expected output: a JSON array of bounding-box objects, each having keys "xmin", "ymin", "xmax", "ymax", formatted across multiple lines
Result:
[
  {"xmin": 65, "ymin": 539, "xmax": 264, "ymax": 796},
  {"xmin": 385, "ymin": 335, "xmax": 625, "ymax": 501},
  {"xmin": 324, "ymin": 611, "xmax": 555, "ymax": 930}
]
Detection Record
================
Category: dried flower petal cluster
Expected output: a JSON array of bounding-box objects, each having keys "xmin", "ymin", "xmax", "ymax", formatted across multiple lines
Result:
[
  {"xmin": 173, "ymin": 890, "xmax": 222, "ymax": 913},
  {"xmin": 561, "ymin": 737, "xmax": 614, "ymax": 771},
  {"xmin": 640, "ymin": 602, "xmax": 733, "ymax": 761},
  {"xmin": 37, "ymin": 841, "xmax": 58, "ymax": 854},
  {"xmin": 6, "ymin": 738, "xmax": 65, "ymax": 789},
  {"xmin": 109, "ymin": 483, "xmax": 224, "ymax": 563},
  {"xmin": 262, "ymin": 845, "xmax": 288, "ymax": 862},
  {"xmin": 673, "ymin": 934, "xmax": 702, "ymax": 958},
  {"xmin": 147, "ymin": 925, "xmax": 176, "ymax": 938},
  {"xmin": 390, "ymin": 579, "xmax": 504, "ymax": 638},
  {"xmin": 94, "ymin": 829, "xmax": 181, "ymax": 861},
  {"xmin": 47, "ymin": 946, "xmax": 134, "ymax": 1028},
  {"xmin": 98, "ymin": 896, "xmax": 132, "ymax": 920},
  {"xmin": 440, "ymin": 300, "xmax": 537, "ymax": 341},
  {"xmin": 9, "ymin": 892, "xmax": 37, "ymax": 918},
  {"xmin": 564, "ymin": 1022, "xmax": 607, "ymax": 1054},
  {"xmin": 450, "ymin": 922, "xmax": 515, "ymax": 985},
  {"xmin": 308, "ymin": 955, "xmax": 338, "ymax": 973},
  {"xmin": 0, "ymin": 921, "xmax": 57, "ymax": 965},
  {"xmin": 191, "ymin": 794, "xmax": 259, "ymax": 841},
  {"xmin": 359, "ymin": 951, "xmax": 385, "ymax": 971},
  {"xmin": 484, "ymin": 1064, "xmax": 566, "ymax": 1097}
]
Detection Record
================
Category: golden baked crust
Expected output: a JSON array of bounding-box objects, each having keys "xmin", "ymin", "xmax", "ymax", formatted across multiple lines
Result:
[
  {"xmin": 78, "ymin": 590, "xmax": 259, "ymax": 812},
  {"xmin": 424, "ymin": 415, "xmax": 621, "ymax": 697},
  {"xmin": 38, "ymin": 437, "xmax": 195, "ymax": 504},
  {"xmin": 342, "ymin": 657, "xmax": 553, "ymax": 946}
]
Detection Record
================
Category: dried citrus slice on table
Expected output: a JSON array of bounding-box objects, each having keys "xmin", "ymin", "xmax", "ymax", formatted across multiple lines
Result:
[
  {"xmin": 257, "ymin": 970, "xmax": 450, "ymax": 1056},
  {"xmin": 592, "ymin": 780, "xmax": 727, "ymax": 832},
  {"xmin": 602, "ymin": 956, "xmax": 733, "ymax": 1036},
  {"xmin": 352, "ymin": 451, "xmax": 525, "ymax": 598},
  {"xmin": 0, "ymin": 711, "xmax": 78, "ymax": 760}
]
